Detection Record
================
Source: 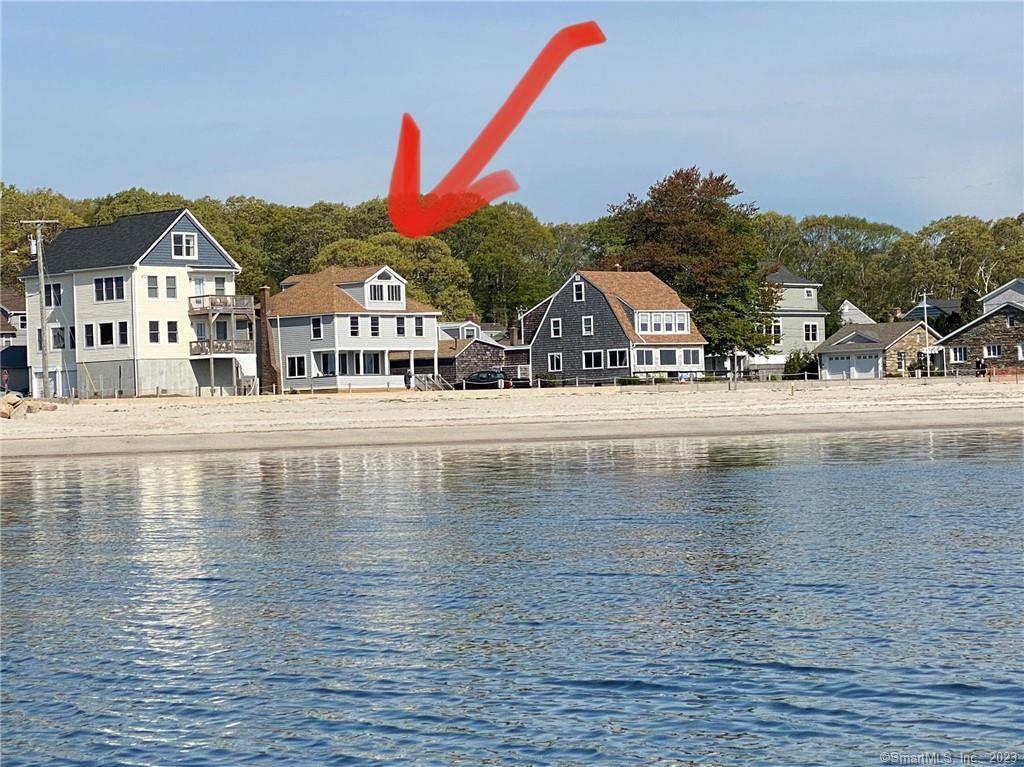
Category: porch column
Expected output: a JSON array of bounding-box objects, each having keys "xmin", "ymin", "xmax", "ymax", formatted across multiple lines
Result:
[
  {"xmin": 384, "ymin": 351, "xmax": 390, "ymax": 375},
  {"xmin": 410, "ymin": 349, "xmax": 415, "ymax": 380},
  {"xmin": 208, "ymin": 356, "xmax": 214, "ymax": 397},
  {"xmin": 433, "ymin": 349, "xmax": 438, "ymax": 377}
]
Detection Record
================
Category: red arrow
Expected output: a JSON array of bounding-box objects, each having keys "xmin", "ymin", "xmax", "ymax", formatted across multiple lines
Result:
[{"xmin": 388, "ymin": 21, "xmax": 606, "ymax": 238}]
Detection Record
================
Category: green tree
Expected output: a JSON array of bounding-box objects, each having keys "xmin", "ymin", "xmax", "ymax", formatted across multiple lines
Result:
[
  {"xmin": 1, "ymin": 184, "xmax": 89, "ymax": 288},
  {"xmin": 313, "ymin": 232, "xmax": 476, "ymax": 320},
  {"xmin": 599, "ymin": 167, "xmax": 775, "ymax": 360}
]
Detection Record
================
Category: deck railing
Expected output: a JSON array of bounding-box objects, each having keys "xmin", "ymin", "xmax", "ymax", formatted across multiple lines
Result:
[
  {"xmin": 188, "ymin": 294, "xmax": 255, "ymax": 313},
  {"xmin": 190, "ymin": 339, "xmax": 255, "ymax": 356}
]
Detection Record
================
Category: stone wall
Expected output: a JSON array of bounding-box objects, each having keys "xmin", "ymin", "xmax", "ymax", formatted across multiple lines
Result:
[{"xmin": 884, "ymin": 326, "xmax": 941, "ymax": 374}]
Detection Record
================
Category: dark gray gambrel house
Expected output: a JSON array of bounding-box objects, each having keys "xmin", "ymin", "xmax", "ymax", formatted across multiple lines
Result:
[{"xmin": 508, "ymin": 270, "xmax": 706, "ymax": 383}]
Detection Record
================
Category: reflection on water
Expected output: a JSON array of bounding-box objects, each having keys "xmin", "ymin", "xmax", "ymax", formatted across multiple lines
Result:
[{"xmin": 2, "ymin": 429, "xmax": 1022, "ymax": 766}]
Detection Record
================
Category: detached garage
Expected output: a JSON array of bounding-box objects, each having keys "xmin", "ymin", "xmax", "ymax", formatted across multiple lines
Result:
[{"xmin": 815, "ymin": 321, "xmax": 942, "ymax": 380}]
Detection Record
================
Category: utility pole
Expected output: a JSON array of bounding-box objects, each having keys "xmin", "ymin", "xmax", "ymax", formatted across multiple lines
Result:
[
  {"xmin": 921, "ymin": 291, "xmax": 932, "ymax": 378},
  {"xmin": 19, "ymin": 220, "xmax": 59, "ymax": 399}
]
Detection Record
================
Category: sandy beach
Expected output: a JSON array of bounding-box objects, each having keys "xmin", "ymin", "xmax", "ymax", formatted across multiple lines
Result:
[{"xmin": 1, "ymin": 377, "xmax": 1020, "ymax": 458}]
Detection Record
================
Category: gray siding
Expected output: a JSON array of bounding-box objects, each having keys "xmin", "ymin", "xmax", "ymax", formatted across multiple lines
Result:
[
  {"xmin": 141, "ymin": 213, "xmax": 235, "ymax": 269},
  {"xmin": 530, "ymin": 276, "xmax": 631, "ymax": 382},
  {"xmin": 271, "ymin": 315, "xmax": 337, "ymax": 388}
]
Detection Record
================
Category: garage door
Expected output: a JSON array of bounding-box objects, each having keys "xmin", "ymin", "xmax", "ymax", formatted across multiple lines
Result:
[
  {"xmin": 824, "ymin": 355, "xmax": 850, "ymax": 380},
  {"xmin": 852, "ymin": 353, "xmax": 880, "ymax": 379}
]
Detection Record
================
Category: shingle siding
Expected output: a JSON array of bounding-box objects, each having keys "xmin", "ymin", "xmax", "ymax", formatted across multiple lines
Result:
[
  {"xmin": 141, "ymin": 214, "xmax": 235, "ymax": 269},
  {"xmin": 531, "ymin": 276, "xmax": 631, "ymax": 382}
]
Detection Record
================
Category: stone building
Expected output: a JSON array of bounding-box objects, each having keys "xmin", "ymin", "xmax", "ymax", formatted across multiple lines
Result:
[
  {"xmin": 938, "ymin": 278, "xmax": 1024, "ymax": 373},
  {"xmin": 389, "ymin": 336, "xmax": 506, "ymax": 384},
  {"xmin": 815, "ymin": 321, "xmax": 943, "ymax": 379}
]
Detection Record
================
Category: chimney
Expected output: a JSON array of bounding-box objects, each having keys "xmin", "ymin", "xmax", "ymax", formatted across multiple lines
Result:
[{"xmin": 258, "ymin": 285, "xmax": 280, "ymax": 394}]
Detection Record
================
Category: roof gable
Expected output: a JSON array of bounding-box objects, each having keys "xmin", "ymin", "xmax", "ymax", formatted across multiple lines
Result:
[
  {"xmin": 266, "ymin": 265, "xmax": 439, "ymax": 318},
  {"xmin": 979, "ymin": 277, "xmax": 1024, "ymax": 304},
  {"xmin": 138, "ymin": 210, "xmax": 237, "ymax": 270},
  {"xmin": 817, "ymin": 321, "xmax": 936, "ymax": 354},
  {"xmin": 766, "ymin": 265, "xmax": 820, "ymax": 287},
  {"xmin": 937, "ymin": 301, "xmax": 1024, "ymax": 344}
]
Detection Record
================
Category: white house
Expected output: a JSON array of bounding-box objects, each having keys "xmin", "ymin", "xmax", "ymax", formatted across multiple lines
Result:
[{"xmin": 20, "ymin": 209, "xmax": 256, "ymax": 397}]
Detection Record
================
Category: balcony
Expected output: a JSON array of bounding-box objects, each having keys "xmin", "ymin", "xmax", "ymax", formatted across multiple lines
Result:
[
  {"xmin": 188, "ymin": 294, "xmax": 255, "ymax": 314},
  {"xmin": 190, "ymin": 338, "xmax": 255, "ymax": 356}
]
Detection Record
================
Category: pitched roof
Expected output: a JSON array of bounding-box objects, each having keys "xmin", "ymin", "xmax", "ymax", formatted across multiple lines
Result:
[
  {"xmin": 580, "ymin": 271, "xmax": 691, "ymax": 310},
  {"xmin": 21, "ymin": 209, "xmax": 186, "ymax": 277},
  {"xmin": 389, "ymin": 337, "xmax": 501, "ymax": 361},
  {"xmin": 281, "ymin": 265, "xmax": 384, "ymax": 286},
  {"xmin": 937, "ymin": 301, "xmax": 1024, "ymax": 344},
  {"xmin": 900, "ymin": 297, "xmax": 961, "ymax": 319},
  {"xmin": 0, "ymin": 316, "xmax": 16, "ymax": 334},
  {"xmin": 766, "ymin": 265, "xmax": 820, "ymax": 287},
  {"xmin": 815, "ymin": 321, "xmax": 936, "ymax": 354},
  {"xmin": 0, "ymin": 288, "xmax": 25, "ymax": 313},
  {"xmin": 577, "ymin": 271, "xmax": 705, "ymax": 345},
  {"xmin": 979, "ymin": 277, "xmax": 1024, "ymax": 303},
  {"xmin": 265, "ymin": 265, "xmax": 439, "ymax": 317}
]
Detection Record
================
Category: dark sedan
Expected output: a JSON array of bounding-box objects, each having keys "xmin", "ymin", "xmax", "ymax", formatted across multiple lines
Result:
[{"xmin": 459, "ymin": 370, "xmax": 531, "ymax": 389}]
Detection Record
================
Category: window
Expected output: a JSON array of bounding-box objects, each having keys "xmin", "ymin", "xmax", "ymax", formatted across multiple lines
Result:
[
  {"xmin": 805, "ymin": 288, "xmax": 813, "ymax": 299},
  {"xmin": 682, "ymin": 348, "xmax": 700, "ymax": 365},
  {"xmin": 192, "ymin": 277, "xmax": 205, "ymax": 296},
  {"xmin": 1008, "ymin": 316, "xmax": 1017, "ymax": 328},
  {"xmin": 659, "ymin": 349, "xmax": 677, "ymax": 366},
  {"xmin": 337, "ymin": 353, "xmax": 349, "ymax": 375},
  {"xmin": 36, "ymin": 329, "xmax": 41, "ymax": 351},
  {"xmin": 316, "ymin": 351, "xmax": 336, "ymax": 377},
  {"xmin": 664, "ymin": 314, "xmax": 674, "ymax": 333},
  {"xmin": 369, "ymin": 284, "xmax": 384, "ymax": 301},
  {"xmin": 350, "ymin": 316, "xmax": 360, "ymax": 336},
  {"xmin": 147, "ymin": 276, "xmax": 159, "ymax": 298},
  {"xmin": 638, "ymin": 313, "xmax": 650, "ymax": 333},
  {"xmin": 286, "ymin": 355, "xmax": 306, "ymax": 378},
  {"xmin": 311, "ymin": 317, "xmax": 323, "ymax": 340},
  {"xmin": 415, "ymin": 317, "xmax": 424, "ymax": 337},
  {"xmin": 804, "ymin": 323, "xmax": 819, "ymax": 342},
  {"xmin": 19, "ymin": 315, "xmax": 26, "ymax": 329},
  {"xmin": 117, "ymin": 321, "xmax": 128, "ymax": 346},
  {"xmin": 897, "ymin": 351, "xmax": 906, "ymax": 371},
  {"xmin": 166, "ymin": 276, "xmax": 177, "ymax": 299},
  {"xmin": 573, "ymin": 281, "xmax": 585, "ymax": 302},
  {"xmin": 214, "ymin": 277, "xmax": 226, "ymax": 296},
  {"xmin": 84, "ymin": 324, "xmax": 95, "ymax": 348},
  {"xmin": 235, "ymin": 319, "xmax": 250, "ymax": 339},
  {"xmin": 676, "ymin": 313, "xmax": 689, "ymax": 333},
  {"xmin": 465, "ymin": 327, "xmax": 477, "ymax": 339},
  {"xmin": 770, "ymin": 320, "xmax": 782, "ymax": 344},
  {"xmin": 50, "ymin": 327, "xmax": 65, "ymax": 350},
  {"xmin": 652, "ymin": 313, "xmax": 663, "ymax": 332},
  {"xmin": 167, "ymin": 321, "xmax": 178, "ymax": 344},
  {"xmin": 387, "ymin": 284, "xmax": 402, "ymax": 301},
  {"xmin": 636, "ymin": 348, "xmax": 654, "ymax": 366},
  {"xmin": 607, "ymin": 349, "xmax": 628, "ymax": 368},
  {"xmin": 951, "ymin": 346, "xmax": 968, "ymax": 363},
  {"xmin": 362, "ymin": 351, "xmax": 382, "ymax": 375},
  {"xmin": 548, "ymin": 352, "xmax": 562, "ymax": 372},
  {"xmin": 582, "ymin": 350, "xmax": 603, "ymax": 369},
  {"xmin": 550, "ymin": 318, "xmax": 562, "ymax": 338},
  {"xmin": 215, "ymin": 320, "xmax": 228, "ymax": 341},
  {"xmin": 396, "ymin": 317, "xmax": 406, "ymax": 337},
  {"xmin": 984, "ymin": 344, "xmax": 1002, "ymax": 359},
  {"xmin": 149, "ymin": 321, "xmax": 160, "ymax": 343},
  {"xmin": 581, "ymin": 316, "xmax": 594, "ymax": 336},
  {"xmin": 99, "ymin": 322, "xmax": 114, "ymax": 346},
  {"xmin": 192, "ymin": 321, "xmax": 207, "ymax": 341},
  {"xmin": 45, "ymin": 283, "xmax": 62, "ymax": 307},
  {"xmin": 171, "ymin": 232, "xmax": 197, "ymax": 259},
  {"xmin": 94, "ymin": 276, "xmax": 124, "ymax": 302},
  {"xmin": 370, "ymin": 316, "xmax": 380, "ymax": 337}
]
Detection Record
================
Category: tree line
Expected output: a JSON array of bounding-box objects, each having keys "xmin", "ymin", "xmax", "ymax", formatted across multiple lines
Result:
[{"xmin": 2, "ymin": 175, "xmax": 1021, "ymax": 357}]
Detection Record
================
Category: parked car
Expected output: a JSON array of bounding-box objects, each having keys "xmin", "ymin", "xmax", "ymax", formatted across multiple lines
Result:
[{"xmin": 460, "ymin": 370, "xmax": 531, "ymax": 389}]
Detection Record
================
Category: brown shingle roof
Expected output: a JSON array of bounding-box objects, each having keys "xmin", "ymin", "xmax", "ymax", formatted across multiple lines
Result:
[
  {"xmin": 580, "ymin": 272, "xmax": 705, "ymax": 346},
  {"xmin": 0, "ymin": 288, "xmax": 26, "ymax": 313},
  {"xmin": 0, "ymin": 316, "xmax": 16, "ymax": 334},
  {"xmin": 580, "ymin": 271, "xmax": 691, "ymax": 310},
  {"xmin": 388, "ymin": 338, "xmax": 486, "ymax": 361},
  {"xmin": 265, "ymin": 265, "xmax": 439, "ymax": 317},
  {"xmin": 814, "ymin": 321, "xmax": 936, "ymax": 354}
]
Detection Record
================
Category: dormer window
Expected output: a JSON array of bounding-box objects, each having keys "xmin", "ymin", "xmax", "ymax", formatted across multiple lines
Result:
[
  {"xmin": 369, "ymin": 284, "xmax": 384, "ymax": 301},
  {"xmin": 638, "ymin": 313, "xmax": 650, "ymax": 333},
  {"xmin": 388, "ymin": 284, "xmax": 401, "ymax": 301},
  {"xmin": 171, "ymin": 232, "xmax": 197, "ymax": 260}
]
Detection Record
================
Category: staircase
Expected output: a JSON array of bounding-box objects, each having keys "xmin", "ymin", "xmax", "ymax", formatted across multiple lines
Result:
[{"xmin": 414, "ymin": 374, "xmax": 454, "ymax": 391}]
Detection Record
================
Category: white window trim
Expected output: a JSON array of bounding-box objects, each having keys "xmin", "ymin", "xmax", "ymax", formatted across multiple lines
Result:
[
  {"xmin": 573, "ymin": 281, "xmax": 585, "ymax": 302},
  {"xmin": 550, "ymin": 317, "xmax": 562, "ymax": 338},
  {"xmin": 983, "ymin": 345, "xmax": 1002, "ymax": 359},
  {"xmin": 165, "ymin": 275, "xmax": 178, "ymax": 299},
  {"xmin": 93, "ymin": 276, "xmax": 126, "ymax": 303},
  {"xmin": 582, "ymin": 349, "xmax": 603, "ymax": 370},
  {"xmin": 171, "ymin": 231, "xmax": 198, "ymax": 260},
  {"xmin": 369, "ymin": 283, "xmax": 385, "ymax": 302},
  {"xmin": 804, "ymin": 288, "xmax": 813, "ymax": 299},
  {"xmin": 637, "ymin": 312, "xmax": 650, "ymax": 333},
  {"xmin": 286, "ymin": 354, "xmax": 308, "ymax": 379},
  {"xmin": 350, "ymin": 316, "xmax": 360, "ymax": 337},
  {"xmin": 547, "ymin": 352, "xmax": 562, "ymax": 373},
  {"xmin": 658, "ymin": 348, "xmax": 678, "ymax": 366},
  {"xmin": 636, "ymin": 348, "xmax": 654, "ymax": 366},
  {"xmin": 581, "ymin": 315, "xmax": 594, "ymax": 336},
  {"xmin": 950, "ymin": 346, "xmax": 968, "ymax": 363},
  {"xmin": 167, "ymin": 321, "xmax": 179, "ymax": 344},
  {"xmin": 607, "ymin": 348, "xmax": 628, "ymax": 368},
  {"xmin": 116, "ymin": 321, "xmax": 129, "ymax": 347},
  {"xmin": 681, "ymin": 348, "xmax": 701, "ymax": 366},
  {"xmin": 311, "ymin": 316, "xmax": 323, "ymax": 340},
  {"xmin": 311, "ymin": 348, "xmax": 337, "ymax": 378},
  {"xmin": 148, "ymin": 320, "xmax": 161, "ymax": 344},
  {"xmin": 804, "ymin": 322, "xmax": 819, "ymax": 342}
]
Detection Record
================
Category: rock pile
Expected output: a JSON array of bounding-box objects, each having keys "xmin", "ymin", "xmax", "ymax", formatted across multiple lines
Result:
[{"xmin": 0, "ymin": 392, "xmax": 58, "ymax": 419}]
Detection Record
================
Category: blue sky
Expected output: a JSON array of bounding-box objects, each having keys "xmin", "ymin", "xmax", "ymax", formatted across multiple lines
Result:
[{"xmin": 2, "ymin": 2, "xmax": 1021, "ymax": 230}]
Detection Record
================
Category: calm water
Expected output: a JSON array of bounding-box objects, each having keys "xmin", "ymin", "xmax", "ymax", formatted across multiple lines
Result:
[{"xmin": 2, "ymin": 430, "xmax": 1022, "ymax": 766}]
